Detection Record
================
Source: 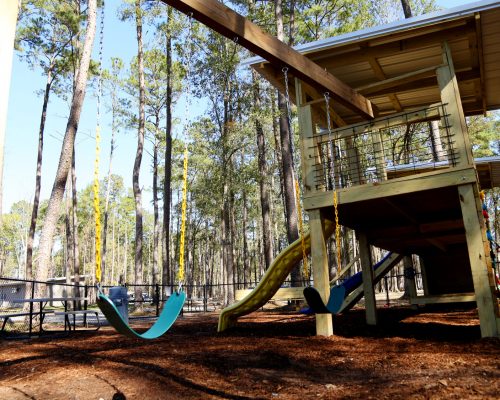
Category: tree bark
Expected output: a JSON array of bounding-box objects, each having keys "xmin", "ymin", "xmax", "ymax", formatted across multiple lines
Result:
[
  {"xmin": 35, "ymin": 0, "xmax": 97, "ymax": 288},
  {"xmin": 133, "ymin": 0, "xmax": 145, "ymax": 306},
  {"xmin": 253, "ymin": 73, "xmax": 274, "ymax": 269},
  {"xmin": 70, "ymin": 147, "xmax": 80, "ymax": 297},
  {"xmin": 26, "ymin": 71, "xmax": 52, "ymax": 280}
]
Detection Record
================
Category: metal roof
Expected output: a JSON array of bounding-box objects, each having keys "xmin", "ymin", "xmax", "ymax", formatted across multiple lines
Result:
[
  {"xmin": 243, "ymin": 0, "xmax": 500, "ymax": 67},
  {"xmin": 247, "ymin": 0, "xmax": 500, "ymax": 125}
]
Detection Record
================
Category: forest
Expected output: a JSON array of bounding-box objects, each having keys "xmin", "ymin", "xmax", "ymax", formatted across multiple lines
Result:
[{"xmin": 1, "ymin": 0, "xmax": 498, "ymax": 306}]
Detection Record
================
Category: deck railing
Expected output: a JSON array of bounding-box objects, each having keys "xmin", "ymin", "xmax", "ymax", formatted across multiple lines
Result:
[{"xmin": 311, "ymin": 104, "xmax": 457, "ymax": 191}]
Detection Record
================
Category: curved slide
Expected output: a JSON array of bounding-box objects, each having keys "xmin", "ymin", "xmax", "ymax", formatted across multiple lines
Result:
[{"xmin": 218, "ymin": 220, "xmax": 335, "ymax": 332}]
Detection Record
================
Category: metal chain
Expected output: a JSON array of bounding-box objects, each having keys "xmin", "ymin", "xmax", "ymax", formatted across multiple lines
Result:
[
  {"xmin": 323, "ymin": 92, "xmax": 336, "ymax": 190},
  {"xmin": 282, "ymin": 67, "xmax": 310, "ymax": 280},
  {"xmin": 177, "ymin": 13, "xmax": 194, "ymax": 289},
  {"xmin": 94, "ymin": 1, "xmax": 105, "ymax": 284},
  {"xmin": 324, "ymin": 92, "xmax": 342, "ymax": 274}
]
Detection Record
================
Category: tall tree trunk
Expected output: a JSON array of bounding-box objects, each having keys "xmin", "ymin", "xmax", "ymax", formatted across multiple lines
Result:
[
  {"xmin": 162, "ymin": 6, "xmax": 174, "ymax": 296},
  {"xmin": 133, "ymin": 0, "xmax": 145, "ymax": 306},
  {"xmin": 152, "ymin": 118, "xmax": 160, "ymax": 287},
  {"xmin": 35, "ymin": 0, "xmax": 97, "ymax": 289},
  {"xmin": 71, "ymin": 147, "xmax": 80, "ymax": 296},
  {"xmin": 253, "ymin": 73, "xmax": 274, "ymax": 269},
  {"xmin": 26, "ymin": 70, "xmax": 53, "ymax": 280},
  {"xmin": 275, "ymin": 0, "xmax": 300, "ymax": 284}
]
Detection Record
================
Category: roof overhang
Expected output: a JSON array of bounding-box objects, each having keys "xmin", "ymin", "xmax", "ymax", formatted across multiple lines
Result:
[{"xmin": 248, "ymin": 0, "xmax": 500, "ymax": 126}]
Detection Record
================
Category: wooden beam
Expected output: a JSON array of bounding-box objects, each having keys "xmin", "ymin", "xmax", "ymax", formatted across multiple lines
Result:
[
  {"xmin": 474, "ymin": 13, "xmax": 487, "ymax": 115},
  {"xmin": 437, "ymin": 42, "xmax": 474, "ymax": 167},
  {"xmin": 458, "ymin": 184, "xmax": 499, "ymax": 338},
  {"xmin": 161, "ymin": 0, "xmax": 374, "ymax": 119},
  {"xmin": 358, "ymin": 232, "xmax": 377, "ymax": 325},
  {"xmin": 304, "ymin": 167, "xmax": 477, "ymax": 210},
  {"xmin": 366, "ymin": 56, "xmax": 403, "ymax": 112},
  {"xmin": 410, "ymin": 292, "xmax": 476, "ymax": 305},
  {"xmin": 356, "ymin": 65, "xmax": 441, "ymax": 95}
]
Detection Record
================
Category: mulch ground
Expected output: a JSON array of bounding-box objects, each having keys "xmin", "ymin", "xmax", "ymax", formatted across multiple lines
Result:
[{"xmin": 0, "ymin": 304, "xmax": 499, "ymax": 399}]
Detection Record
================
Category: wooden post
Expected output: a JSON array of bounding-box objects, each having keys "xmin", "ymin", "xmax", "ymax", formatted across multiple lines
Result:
[
  {"xmin": 296, "ymin": 80, "xmax": 319, "ymax": 195},
  {"xmin": 309, "ymin": 209, "xmax": 333, "ymax": 336},
  {"xmin": 0, "ymin": 0, "xmax": 19, "ymax": 216},
  {"xmin": 403, "ymin": 255, "xmax": 418, "ymax": 309},
  {"xmin": 458, "ymin": 184, "xmax": 499, "ymax": 338},
  {"xmin": 358, "ymin": 232, "xmax": 377, "ymax": 325},
  {"xmin": 436, "ymin": 42, "xmax": 474, "ymax": 168}
]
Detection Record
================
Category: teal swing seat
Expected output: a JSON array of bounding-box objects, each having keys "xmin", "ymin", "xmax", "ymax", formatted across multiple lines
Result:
[{"xmin": 97, "ymin": 291, "xmax": 186, "ymax": 339}]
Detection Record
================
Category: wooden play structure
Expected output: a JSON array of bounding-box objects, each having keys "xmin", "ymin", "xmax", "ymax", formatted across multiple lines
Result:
[
  {"xmin": 2, "ymin": 0, "xmax": 498, "ymax": 338},
  {"xmin": 161, "ymin": 0, "xmax": 500, "ymax": 338}
]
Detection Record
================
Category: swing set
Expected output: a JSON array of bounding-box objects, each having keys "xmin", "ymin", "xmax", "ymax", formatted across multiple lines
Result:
[{"xmin": 93, "ymin": 6, "xmax": 194, "ymax": 339}]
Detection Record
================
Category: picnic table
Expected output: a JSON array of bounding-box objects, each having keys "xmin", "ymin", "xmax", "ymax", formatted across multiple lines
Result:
[{"xmin": 10, "ymin": 297, "xmax": 92, "ymax": 335}]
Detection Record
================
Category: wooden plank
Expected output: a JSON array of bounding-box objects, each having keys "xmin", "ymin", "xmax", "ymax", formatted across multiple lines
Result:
[
  {"xmin": 458, "ymin": 184, "xmax": 499, "ymax": 337},
  {"xmin": 474, "ymin": 13, "xmax": 487, "ymax": 114},
  {"xmin": 304, "ymin": 167, "xmax": 477, "ymax": 210},
  {"xmin": 161, "ymin": 0, "xmax": 373, "ymax": 118},
  {"xmin": 367, "ymin": 56, "xmax": 403, "ymax": 112},
  {"xmin": 309, "ymin": 210, "xmax": 333, "ymax": 336},
  {"xmin": 235, "ymin": 287, "xmax": 305, "ymax": 302},
  {"xmin": 297, "ymin": 101, "xmax": 319, "ymax": 194},
  {"xmin": 356, "ymin": 65, "xmax": 441, "ymax": 95},
  {"xmin": 410, "ymin": 292, "xmax": 476, "ymax": 305},
  {"xmin": 358, "ymin": 232, "xmax": 377, "ymax": 325}
]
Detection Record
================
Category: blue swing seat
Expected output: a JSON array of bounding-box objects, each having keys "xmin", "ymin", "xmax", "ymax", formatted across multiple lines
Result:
[{"xmin": 97, "ymin": 290, "xmax": 186, "ymax": 339}]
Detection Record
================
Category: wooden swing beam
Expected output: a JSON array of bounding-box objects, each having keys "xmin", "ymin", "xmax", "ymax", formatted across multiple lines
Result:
[{"xmin": 160, "ymin": 0, "xmax": 374, "ymax": 119}]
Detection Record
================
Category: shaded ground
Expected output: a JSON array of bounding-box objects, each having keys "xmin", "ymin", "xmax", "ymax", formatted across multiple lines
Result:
[{"xmin": 0, "ymin": 305, "xmax": 499, "ymax": 399}]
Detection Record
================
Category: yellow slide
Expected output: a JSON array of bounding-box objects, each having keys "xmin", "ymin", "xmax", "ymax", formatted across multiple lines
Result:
[{"xmin": 218, "ymin": 219, "xmax": 335, "ymax": 332}]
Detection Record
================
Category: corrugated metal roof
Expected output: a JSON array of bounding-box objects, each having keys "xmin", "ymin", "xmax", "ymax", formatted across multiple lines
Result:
[{"xmin": 243, "ymin": 0, "xmax": 500, "ymax": 67}]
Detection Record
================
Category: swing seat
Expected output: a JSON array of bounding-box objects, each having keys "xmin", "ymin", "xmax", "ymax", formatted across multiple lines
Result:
[
  {"xmin": 304, "ymin": 252, "xmax": 397, "ymax": 314},
  {"xmin": 97, "ymin": 290, "xmax": 186, "ymax": 339}
]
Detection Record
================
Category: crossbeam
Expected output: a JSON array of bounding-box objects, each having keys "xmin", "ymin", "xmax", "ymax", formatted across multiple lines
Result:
[{"xmin": 160, "ymin": 0, "xmax": 374, "ymax": 119}]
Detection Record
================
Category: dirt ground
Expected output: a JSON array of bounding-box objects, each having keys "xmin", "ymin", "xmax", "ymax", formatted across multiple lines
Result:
[{"xmin": 0, "ymin": 304, "xmax": 499, "ymax": 400}]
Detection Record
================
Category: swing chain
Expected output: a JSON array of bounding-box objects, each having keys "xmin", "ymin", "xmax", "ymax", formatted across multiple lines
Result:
[
  {"xmin": 282, "ymin": 67, "xmax": 310, "ymax": 281},
  {"xmin": 323, "ymin": 92, "xmax": 337, "ymax": 191},
  {"xmin": 94, "ymin": 0, "xmax": 105, "ymax": 284}
]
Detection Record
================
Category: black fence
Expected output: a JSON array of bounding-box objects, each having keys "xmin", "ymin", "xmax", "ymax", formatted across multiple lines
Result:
[{"xmin": 1, "ymin": 272, "xmax": 422, "ymax": 337}]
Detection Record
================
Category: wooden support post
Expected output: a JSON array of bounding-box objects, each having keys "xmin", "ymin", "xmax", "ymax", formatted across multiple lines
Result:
[
  {"xmin": 436, "ymin": 42, "xmax": 474, "ymax": 167},
  {"xmin": 309, "ymin": 210, "xmax": 333, "ymax": 336},
  {"xmin": 419, "ymin": 257, "xmax": 430, "ymax": 296},
  {"xmin": 358, "ymin": 232, "xmax": 377, "ymax": 325},
  {"xmin": 296, "ymin": 80, "xmax": 320, "ymax": 195},
  {"xmin": 403, "ymin": 255, "xmax": 418, "ymax": 309},
  {"xmin": 0, "ymin": 0, "xmax": 19, "ymax": 216},
  {"xmin": 458, "ymin": 184, "xmax": 499, "ymax": 338}
]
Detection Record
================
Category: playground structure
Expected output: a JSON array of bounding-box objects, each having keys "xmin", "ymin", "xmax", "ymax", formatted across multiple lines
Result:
[
  {"xmin": 1, "ymin": 0, "xmax": 499, "ymax": 339},
  {"xmin": 161, "ymin": 0, "xmax": 500, "ymax": 338}
]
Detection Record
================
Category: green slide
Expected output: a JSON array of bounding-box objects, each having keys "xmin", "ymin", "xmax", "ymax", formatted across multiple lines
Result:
[
  {"xmin": 97, "ymin": 291, "xmax": 185, "ymax": 339},
  {"xmin": 218, "ymin": 220, "xmax": 335, "ymax": 332}
]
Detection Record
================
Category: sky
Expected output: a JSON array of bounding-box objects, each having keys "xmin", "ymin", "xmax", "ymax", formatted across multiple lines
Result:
[{"xmin": 3, "ymin": 0, "xmax": 479, "ymax": 214}]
